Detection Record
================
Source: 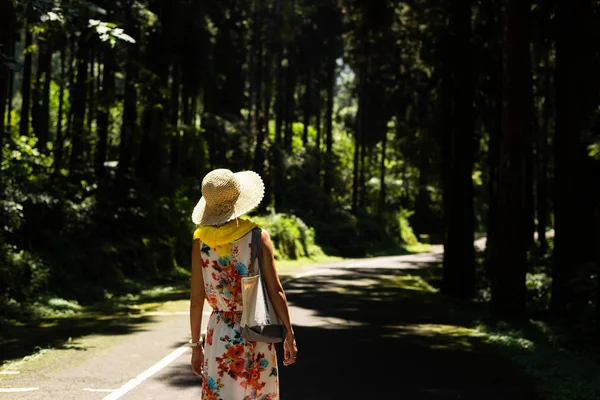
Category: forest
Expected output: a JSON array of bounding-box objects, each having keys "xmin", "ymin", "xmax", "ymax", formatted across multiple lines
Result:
[{"xmin": 1, "ymin": 0, "xmax": 599, "ymax": 357}]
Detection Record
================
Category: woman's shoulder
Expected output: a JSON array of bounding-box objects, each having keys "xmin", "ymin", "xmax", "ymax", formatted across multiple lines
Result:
[{"xmin": 256, "ymin": 227, "xmax": 271, "ymax": 243}]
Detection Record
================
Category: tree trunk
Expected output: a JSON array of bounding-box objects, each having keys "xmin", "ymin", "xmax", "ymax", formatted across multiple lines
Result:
[
  {"xmin": 193, "ymin": 96, "xmax": 205, "ymax": 179},
  {"xmin": 263, "ymin": 50, "xmax": 272, "ymax": 126},
  {"xmin": 524, "ymin": 126, "xmax": 535, "ymax": 251},
  {"xmin": 491, "ymin": 0, "xmax": 532, "ymax": 319},
  {"xmin": 247, "ymin": 2, "xmax": 257, "ymax": 141},
  {"xmin": 378, "ymin": 129, "xmax": 387, "ymax": 212},
  {"xmin": 69, "ymin": 33, "xmax": 89, "ymax": 173},
  {"xmin": 169, "ymin": 64, "xmax": 181, "ymax": 177},
  {"xmin": 442, "ymin": 0, "xmax": 476, "ymax": 299},
  {"xmin": 596, "ymin": 201, "xmax": 600, "ymax": 330},
  {"xmin": 19, "ymin": 13, "xmax": 33, "ymax": 137},
  {"xmin": 551, "ymin": 0, "xmax": 596, "ymax": 318},
  {"xmin": 359, "ymin": 141, "xmax": 367, "ymax": 210},
  {"xmin": 536, "ymin": 46, "xmax": 551, "ymax": 253},
  {"xmin": 117, "ymin": 57, "xmax": 138, "ymax": 182},
  {"xmin": 32, "ymin": 38, "xmax": 51, "ymax": 150},
  {"xmin": 136, "ymin": 28, "xmax": 169, "ymax": 188},
  {"xmin": 284, "ymin": 68, "xmax": 295, "ymax": 150},
  {"xmin": 273, "ymin": 46, "xmax": 285, "ymax": 209},
  {"xmin": 95, "ymin": 45, "xmax": 115, "ymax": 178},
  {"xmin": 6, "ymin": 38, "xmax": 15, "ymax": 129},
  {"xmin": 315, "ymin": 89, "xmax": 322, "ymax": 184},
  {"xmin": 415, "ymin": 150, "xmax": 431, "ymax": 236},
  {"xmin": 85, "ymin": 43, "xmax": 96, "ymax": 162},
  {"xmin": 323, "ymin": 53, "xmax": 335, "ymax": 194},
  {"xmin": 254, "ymin": 4, "xmax": 263, "ymax": 127},
  {"xmin": 0, "ymin": 0, "xmax": 16, "ymax": 171},
  {"xmin": 40, "ymin": 40, "xmax": 52, "ymax": 148},
  {"xmin": 54, "ymin": 46, "xmax": 67, "ymax": 176},
  {"xmin": 116, "ymin": 11, "xmax": 139, "ymax": 185},
  {"xmin": 303, "ymin": 67, "xmax": 311, "ymax": 146},
  {"xmin": 253, "ymin": 114, "xmax": 267, "ymax": 177},
  {"xmin": 275, "ymin": 53, "xmax": 284, "ymax": 146},
  {"xmin": 352, "ymin": 70, "xmax": 363, "ymax": 214}
]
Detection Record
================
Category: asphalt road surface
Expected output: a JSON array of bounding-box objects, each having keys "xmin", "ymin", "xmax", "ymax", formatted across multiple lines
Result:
[{"xmin": 0, "ymin": 246, "xmax": 540, "ymax": 400}]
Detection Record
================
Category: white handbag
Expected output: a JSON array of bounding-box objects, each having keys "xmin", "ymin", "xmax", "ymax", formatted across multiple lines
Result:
[{"xmin": 240, "ymin": 228, "xmax": 286, "ymax": 343}]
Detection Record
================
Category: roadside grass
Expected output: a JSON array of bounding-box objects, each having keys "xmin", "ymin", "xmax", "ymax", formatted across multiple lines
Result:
[
  {"xmin": 478, "ymin": 322, "xmax": 600, "ymax": 400},
  {"xmin": 0, "ymin": 283, "xmax": 192, "ymax": 368},
  {"xmin": 398, "ymin": 267, "xmax": 600, "ymax": 400}
]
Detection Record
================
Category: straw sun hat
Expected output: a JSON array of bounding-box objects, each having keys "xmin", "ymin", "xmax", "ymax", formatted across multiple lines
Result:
[{"xmin": 191, "ymin": 169, "xmax": 265, "ymax": 226}]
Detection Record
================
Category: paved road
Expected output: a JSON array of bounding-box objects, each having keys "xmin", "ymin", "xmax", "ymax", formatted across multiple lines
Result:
[{"xmin": 0, "ymin": 248, "xmax": 539, "ymax": 399}]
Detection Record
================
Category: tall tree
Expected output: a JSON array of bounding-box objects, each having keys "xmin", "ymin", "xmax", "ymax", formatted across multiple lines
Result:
[
  {"xmin": 490, "ymin": 0, "xmax": 533, "ymax": 319},
  {"xmin": 19, "ymin": 6, "xmax": 33, "ymax": 137},
  {"xmin": 0, "ymin": 0, "xmax": 16, "ymax": 170},
  {"xmin": 442, "ymin": 0, "xmax": 476, "ymax": 299},
  {"xmin": 95, "ymin": 44, "xmax": 115, "ymax": 179},
  {"xmin": 322, "ymin": 3, "xmax": 342, "ymax": 195},
  {"xmin": 323, "ymin": 40, "xmax": 335, "ymax": 194},
  {"xmin": 68, "ymin": 32, "xmax": 90, "ymax": 173},
  {"xmin": 53, "ymin": 39, "xmax": 68, "ymax": 176},
  {"xmin": 32, "ymin": 34, "xmax": 52, "ymax": 150},
  {"xmin": 551, "ymin": 0, "xmax": 597, "ymax": 317},
  {"xmin": 534, "ymin": 31, "xmax": 552, "ymax": 254},
  {"xmin": 116, "ymin": 7, "xmax": 139, "ymax": 185}
]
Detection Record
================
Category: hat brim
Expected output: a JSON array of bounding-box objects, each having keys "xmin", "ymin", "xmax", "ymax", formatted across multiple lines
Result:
[{"xmin": 191, "ymin": 170, "xmax": 265, "ymax": 226}]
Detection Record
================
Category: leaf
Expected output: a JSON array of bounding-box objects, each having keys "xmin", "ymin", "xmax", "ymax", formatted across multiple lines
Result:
[
  {"xmin": 589, "ymin": 143, "xmax": 600, "ymax": 160},
  {"xmin": 88, "ymin": 20, "xmax": 137, "ymax": 45},
  {"xmin": 41, "ymin": 11, "xmax": 64, "ymax": 23}
]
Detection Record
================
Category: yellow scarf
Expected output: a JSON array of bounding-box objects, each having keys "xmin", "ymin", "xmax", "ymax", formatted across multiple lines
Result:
[{"xmin": 193, "ymin": 219, "xmax": 258, "ymax": 257}]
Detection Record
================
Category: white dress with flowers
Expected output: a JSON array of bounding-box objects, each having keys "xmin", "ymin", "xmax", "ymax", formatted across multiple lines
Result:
[{"xmin": 200, "ymin": 230, "xmax": 279, "ymax": 400}]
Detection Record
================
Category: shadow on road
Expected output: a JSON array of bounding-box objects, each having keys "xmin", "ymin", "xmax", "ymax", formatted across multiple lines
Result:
[
  {"xmin": 277, "ymin": 266, "xmax": 540, "ymax": 399},
  {"xmin": 0, "ymin": 314, "xmax": 157, "ymax": 364},
  {"xmin": 162, "ymin": 262, "xmax": 541, "ymax": 399}
]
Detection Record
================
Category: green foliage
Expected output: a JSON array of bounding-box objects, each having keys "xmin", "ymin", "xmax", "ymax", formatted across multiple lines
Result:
[
  {"xmin": 89, "ymin": 19, "xmax": 136, "ymax": 47},
  {"xmin": 526, "ymin": 272, "xmax": 552, "ymax": 313},
  {"xmin": 397, "ymin": 209, "xmax": 418, "ymax": 246},
  {"xmin": 248, "ymin": 213, "xmax": 323, "ymax": 260},
  {"xmin": 0, "ymin": 243, "xmax": 50, "ymax": 303},
  {"xmin": 588, "ymin": 142, "xmax": 600, "ymax": 159}
]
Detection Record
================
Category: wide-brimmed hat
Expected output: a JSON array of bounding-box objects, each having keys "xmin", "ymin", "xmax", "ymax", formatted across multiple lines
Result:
[{"xmin": 191, "ymin": 169, "xmax": 265, "ymax": 226}]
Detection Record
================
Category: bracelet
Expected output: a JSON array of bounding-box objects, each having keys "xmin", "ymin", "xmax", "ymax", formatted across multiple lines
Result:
[{"xmin": 189, "ymin": 339, "xmax": 203, "ymax": 347}]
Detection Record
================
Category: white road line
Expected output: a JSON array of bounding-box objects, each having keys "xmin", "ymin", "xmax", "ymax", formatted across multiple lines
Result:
[
  {"xmin": 0, "ymin": 388, "xmax": 39, "ymax": 392},
  {"xmin": 0, "ymin": 371, "xmax": 20, "ymax": 375},
  {"xmin": 102, "ymin": 345, "xmax": 190, "ymax": 400}
]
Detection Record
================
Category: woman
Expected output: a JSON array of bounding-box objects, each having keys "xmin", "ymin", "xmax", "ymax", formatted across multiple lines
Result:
[{"xmin": 189, "ymin": 168, "xmax": 298, "ymax": 400}]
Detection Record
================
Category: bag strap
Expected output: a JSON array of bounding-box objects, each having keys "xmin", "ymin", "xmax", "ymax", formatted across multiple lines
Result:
[
  {"xmin": 250, "ymin": 227, "xmax": 264, "ymax": 276},
  {"xmin": 250, "ymin": 227, "xmax": 273, "ymax": 317}
]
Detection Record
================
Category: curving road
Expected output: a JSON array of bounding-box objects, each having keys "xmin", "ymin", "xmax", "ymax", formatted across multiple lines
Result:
[{"xmin": 0, "ymin": 246, "xmax": 539, "ymax": 399}]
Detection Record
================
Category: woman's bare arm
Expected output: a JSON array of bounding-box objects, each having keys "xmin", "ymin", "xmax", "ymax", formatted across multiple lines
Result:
[
  {"xmin": 259, "ymin": 230, "xmax": 294, "ymax": 338},
  {"xmin": 190, "ymin": 239, "xmax": 205, "ymax": 344}
]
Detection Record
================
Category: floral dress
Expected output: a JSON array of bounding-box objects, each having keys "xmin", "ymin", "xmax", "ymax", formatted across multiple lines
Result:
[{"xmin": 200, "ymin": 230, "xmax": 279, "ymax": 400}]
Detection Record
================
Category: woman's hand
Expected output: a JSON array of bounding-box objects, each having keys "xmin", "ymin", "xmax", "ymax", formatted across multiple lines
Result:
[
  {"xmin": 282, "ymin": 333, "xmax": 297, "ymax": 366},
  {"xmin": 191, "ymin": 346, "xmax": 204, "ymax": 377}
]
